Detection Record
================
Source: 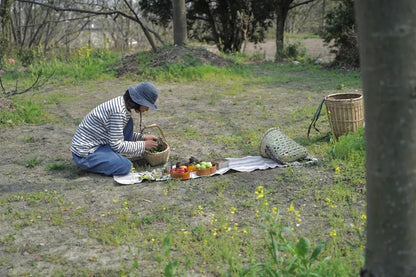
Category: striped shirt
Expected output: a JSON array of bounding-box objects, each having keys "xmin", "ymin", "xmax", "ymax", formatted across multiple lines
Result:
[{"xmin": 71, "ymin": 96, "xmax": 145, "ymax": 157}]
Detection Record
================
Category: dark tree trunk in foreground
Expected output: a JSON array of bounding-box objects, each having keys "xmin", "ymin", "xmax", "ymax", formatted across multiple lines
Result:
[
  {"xmin": 356, "ymin": 1, "xmax": 416, "ymax": 276},
  {"xmin": 172, "ymin": 0, "xmax": 187, "ymax": 46}
]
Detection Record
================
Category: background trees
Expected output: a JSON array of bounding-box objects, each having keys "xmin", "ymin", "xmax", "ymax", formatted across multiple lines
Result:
[
  {"xmin": 140, "ymin": 0, "xmax": 274, "ymax": 53},
  {"xmin": 8, "ymin": 0, "xmax": 165, "ymax": 53},
  {"xmin": 140, "ymin": 0, "xmax": 322, "ymax": 61},
  {"xmin": 322, "ymin": 0, "xmax": 358, "ymax": 67},
  {"xmin": 0, "ymin": 0, "xmax": 360, "ymax": 68}
]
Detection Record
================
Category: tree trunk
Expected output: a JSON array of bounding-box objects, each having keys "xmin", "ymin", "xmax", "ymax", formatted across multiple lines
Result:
[
  {"xmin": 0, "ymin": 0, "xmax": 13, "ymax": 56},
  {"xmin": 172, "ymin": 0, "xmax": 187, "ymax": 46},
  {"xmin": 275, "ymin": 5, "xmax": 288, "ymax": 62},
  {"xmin": 356, "ymin": 1, "xmax": 416, "ymax": 276}
]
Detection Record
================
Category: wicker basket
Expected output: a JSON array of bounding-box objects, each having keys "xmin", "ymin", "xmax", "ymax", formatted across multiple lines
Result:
[
  {"xmin": 143, "ymin": 124, "xmax": 170, "ymax": 166},
  {"xmin": 325, "ymin": 93, "xmax": 364, "ymax": 139},
  {"xmin": 259, "ymin": 128, "xmax": 308, "ymax": 164}
]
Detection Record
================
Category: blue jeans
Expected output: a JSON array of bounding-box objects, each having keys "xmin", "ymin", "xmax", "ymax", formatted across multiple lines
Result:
[{"xmin": 72, "ymin": 118, "xmax": 134, "ymax": 176}]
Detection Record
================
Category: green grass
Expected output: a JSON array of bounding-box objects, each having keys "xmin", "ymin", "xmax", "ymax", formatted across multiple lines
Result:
[{"xmin": 0, "ymin": 99, "xmax": 46, "ymax": 127}]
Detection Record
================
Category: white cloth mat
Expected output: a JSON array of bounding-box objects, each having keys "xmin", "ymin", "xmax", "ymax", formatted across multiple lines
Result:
[{"xmin": 113, "ymin": 155, "xmax": 318, "ymax": 185}]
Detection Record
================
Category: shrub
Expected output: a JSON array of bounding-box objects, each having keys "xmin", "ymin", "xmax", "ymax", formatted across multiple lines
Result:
[{"xmin": 322, "ymin": 0, "xmax": 359, "ymax": 68}]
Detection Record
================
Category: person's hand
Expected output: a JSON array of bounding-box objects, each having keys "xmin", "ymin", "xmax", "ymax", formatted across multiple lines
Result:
[
  {"xmin": 144, "ymin": 134, "xmax": 158, "ymax": 141},
  {"xmin": 144, "ymin": 139, "xmax": 159, "ymax": 150}
]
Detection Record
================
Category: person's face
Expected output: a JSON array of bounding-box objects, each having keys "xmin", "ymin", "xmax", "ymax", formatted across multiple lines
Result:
[{"xmin": 133, "ymin": 105, "xmax": 149, "ymax": 113}]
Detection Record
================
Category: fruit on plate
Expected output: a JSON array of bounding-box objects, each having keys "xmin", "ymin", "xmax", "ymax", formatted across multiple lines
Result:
[
  {"xmin": 195, "ymin": 161, "xmax": 212, "ymax": 170},
  {"xmin": 170, "ymin": 167, "xmax": 190, "ymax": 180},
  {"xmin": 187, "ymin": 164, "xmax": 197, "ymax": 172},
  {"xmin": 195, "ymin": 161, "xmax": 216, "ymax": 176},
  {"xmin": 171, "ymin": 167, "xmax": 187, "ymax": 174}
]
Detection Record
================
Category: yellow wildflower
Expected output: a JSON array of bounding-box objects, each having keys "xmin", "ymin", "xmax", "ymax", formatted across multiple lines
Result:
[
  {"xmin": 230, "ymin": 207, "xmax": 237, "ymax": 214},
  {"xmin": 288, "ymin": 203, "xmax": 294, "ymax": 212},
  {"xmin": 330, "ymin": 230, "xmax": 337, "ymax": 237},
  {"xmin": 210, "ymin": 213, "xmax": 216, "ymax": 224},
  {"xmin": 234, "ymin": 223, "xmax": 239, "ymax": 230},
  {"xmin": 222, "ymin": 223, "xmax": 228, "ymax": 231},
  {"xmin": 198, "ymin": 205, "xmax": 204, "ymax": 216},
  {"xmin": 255, "ymin": 185, "xmax": 264, "ymax": 199},
  {"xmin": 212, "ymin": 228, "xmax": 217, "ymax": 236},
  {"xmin": 272, "ymin": 207, "xmax": 278, "ymax": 214}
]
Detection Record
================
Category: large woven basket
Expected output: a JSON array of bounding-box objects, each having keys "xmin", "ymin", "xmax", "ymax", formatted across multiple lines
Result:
[
  {"xmin": 143, "ymin": 124, "xmax": 170, "ymax": 166},
  {"xmin": 325, "ymin": 93, "xmax": 364, "ymax": 139},
  {"xmin": 259, "ymin": 128, "xmax": 308, "ymax": 164}
]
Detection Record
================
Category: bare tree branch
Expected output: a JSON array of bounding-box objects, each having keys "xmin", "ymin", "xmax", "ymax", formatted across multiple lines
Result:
[
  {"xmin": 0, "ymin": 67, "xmax": 55, "ymax": 98},
  {"xmin": 15, "ymin": 0, "xmax": 165, "ymax": 51},
  {"xmin": 290, "ymin": 0, "xmax": 317, "ymax": 10},
  {"xmin": 121, "ymin": 0, "xmax": 158, "ymax": 50}
]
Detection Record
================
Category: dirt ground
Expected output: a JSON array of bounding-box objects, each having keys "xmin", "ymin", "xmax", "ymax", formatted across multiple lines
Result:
[
  {"xmin": 0, "ymin": 39, "xmax": 338, "ymax": 276},
  {"xmin": 207, "ymin": 38, "xmax": 334, "ymax": 62}
]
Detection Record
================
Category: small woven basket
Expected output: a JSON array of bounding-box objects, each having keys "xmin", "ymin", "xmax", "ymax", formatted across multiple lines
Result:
[
  {"xmin": 143, "ymin": 124, "xmax": 170, "ymax": 166},
  {"xmin": 325, "ymin": 93, "xmax": 364, "ymax": 139},
  {"xmin": 259, "ymin": 128, "xmax": 308, "ymax": 164}
]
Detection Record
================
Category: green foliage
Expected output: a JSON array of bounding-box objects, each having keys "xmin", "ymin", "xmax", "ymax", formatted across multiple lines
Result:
[
  {"xmin": 328, "ymin": 128, "xmax": 366, "ymax": 186},
  {"xmin": 140, "ymin": 0, "xmax": 273, "ymax": 52},
  {"xmin": 322, "ymin": 0, "xmax": 359, "ymax": 68},
  {"xmin": 329, "ymin": 127, "xmax": 365, "ymax": 165},
  {"xmin": 0, "ymin": 99, "xmax": 45, "ymax": 127},
  {"xmin": 240, "ymin": 200, "xmax": 327, "ymax": 277},
  {"xmin": 283, "ymin": 41, "xmax": 309, "ymax": 62},
  {"xmin": 132, "ymin": 51, "xmax": 249, "ymax": 82},
  {"xmin": 2, "ymin": 46, "xmax": 120, "ymax": 86},
  {"xmin": 18, "ymin": 47, "xmax": 36, "ymax": 67},
  {"xmin": 24, "ymin": 157, "xmax": 41, "ymax": 168},
  {"xmin": 45, "ymin": 162, "xmax": 69, "ymax": 171},
  {"xmin": 146, "ymin": 135, "xmax": 167, "ymax": 153}
]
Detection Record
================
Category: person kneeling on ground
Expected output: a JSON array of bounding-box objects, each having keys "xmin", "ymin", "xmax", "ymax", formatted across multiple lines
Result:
[{"xmin": 70, "ymin": 81, "xmax": 159, "ymax": 176}]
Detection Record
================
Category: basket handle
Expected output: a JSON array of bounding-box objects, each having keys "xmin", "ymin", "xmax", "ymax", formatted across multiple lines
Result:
[{"xmin": 142, "ymin": 124, "xmax": 168, "ymax": 144}]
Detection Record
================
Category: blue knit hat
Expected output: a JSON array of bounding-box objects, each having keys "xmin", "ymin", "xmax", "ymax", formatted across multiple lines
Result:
[{"xmin": 128, "ymin": 82, "xmax": 159, "ymax": 110}]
